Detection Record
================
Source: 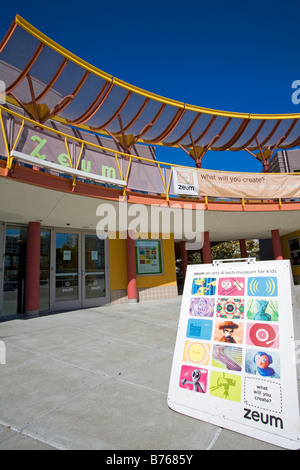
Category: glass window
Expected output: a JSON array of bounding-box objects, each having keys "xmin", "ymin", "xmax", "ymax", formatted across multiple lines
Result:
[
  {"xmin": 289, "ymin": 237, "xmax": 300, "ymax": 266},
  {"xmin": 3, "ymin": 226, "xmax": 27, "ymax": 316},
  {"xmin": 84, "ymin": 235, "xmax": 106, "ymax": 300},
  {"xmin": 40, "ymin": 229, "xmax": 51, "ymax": 311},
  {"xmin": 55, "ymin": 233, "xmax": 79, "ymax": 302}
]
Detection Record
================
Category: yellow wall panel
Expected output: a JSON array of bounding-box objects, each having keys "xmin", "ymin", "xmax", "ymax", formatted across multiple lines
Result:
[{"xmin": 109, "ymin": 235, "xmax": 177, "ymax": 291}]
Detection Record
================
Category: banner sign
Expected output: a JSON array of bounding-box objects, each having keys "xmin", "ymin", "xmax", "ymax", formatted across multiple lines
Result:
[
  {"xmin": 0, "ymin": 115, "xmax": 155, "ymax": 187},
  {"xmin": 172, "ymin": 167, "xmax": 300, "ymax": 199},
  {"xmin": 197, "ymin": 169, "xmax": 300, "ymax": 199},
  {"xmin": 168, "ymin": 260, "xmax": 300, "ymax": 449}
]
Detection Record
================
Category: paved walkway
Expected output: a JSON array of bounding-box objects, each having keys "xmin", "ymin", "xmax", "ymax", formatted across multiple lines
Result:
[{"xmin": 0, "ymin": 297, "xmax": 297, "ymax": 450}]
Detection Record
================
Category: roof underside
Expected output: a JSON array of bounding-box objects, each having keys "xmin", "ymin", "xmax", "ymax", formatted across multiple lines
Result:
[{"xmin": 1, "ymin": 15, "xmax": 300, "ymax": 154}]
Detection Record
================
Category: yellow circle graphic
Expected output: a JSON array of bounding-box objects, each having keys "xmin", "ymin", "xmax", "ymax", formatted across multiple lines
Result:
[{"xmin": 184, "ymin": 341, "xmax": 210, "ymax": 365}]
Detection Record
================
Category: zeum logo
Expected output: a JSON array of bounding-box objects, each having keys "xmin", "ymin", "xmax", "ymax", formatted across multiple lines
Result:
[
  {"xmin": 243, "ymin": 408, "xmax": 283, "ymax": 429},
  {"xmin": 291, "ymin": 80, "xmax": 300, "ymax": 104},
  {"xmin": 173, "ymin": 167, "xmax": 199, "ymax": 197},
  {"xmin": 0, "ymin": 340, "xmax": 6, "ymax": 365}
]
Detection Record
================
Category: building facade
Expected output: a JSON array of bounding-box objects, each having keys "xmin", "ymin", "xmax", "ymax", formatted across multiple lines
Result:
[
  {"xmin": 270, "ymin": 149, "xmax": 300, "ymax": 173},
  {"xmin": 1, "ymin": 16, "xmax": 300, "ymax": 320},
  {"xmin": 268, "ymin": 150, "xmax": 300, "ymax": 283}
]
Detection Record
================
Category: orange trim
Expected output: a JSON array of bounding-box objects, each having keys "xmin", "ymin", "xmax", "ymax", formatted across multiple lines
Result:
[
  {"xmin": 7, "ymin": 162, "xmax": 124, "ymax": 201},
  {"xmin": 0, "ymin": 163, "xmax": 9, "ymax": 177},
  {"xmin": 3, "ymin": 162, "xmax": 300, "ymax": 213},
  {"xmin": 205, "ymin": 200, "xmax": 300, "ymax": 212}
]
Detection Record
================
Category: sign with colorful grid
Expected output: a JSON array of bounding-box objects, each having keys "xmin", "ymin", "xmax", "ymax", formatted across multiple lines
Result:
[{"xmin": 168, "ymin": 260, "xmax": 300, "ymax": 449}]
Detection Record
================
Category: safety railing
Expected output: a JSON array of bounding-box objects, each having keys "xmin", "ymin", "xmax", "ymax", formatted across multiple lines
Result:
[
  {"xmin": 0, "ymin": 104, "xmax": 299, "ymax": 207},
  {"xmin": 0, "ymin": 104, "xmax": 177, "ymax": 200}
]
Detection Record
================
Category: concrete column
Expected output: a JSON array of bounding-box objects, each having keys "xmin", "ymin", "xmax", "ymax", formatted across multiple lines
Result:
[
  {"xmin": 239, "ymin": 239, "xmax": 247, "ymax": 258},
  {"xmin": 271, "ymin": 229, "xmax": 283, "ymax": 260},
  {"xmin": 25, "ymin": 222, "xmax": 41, "ymax": 317},
  {"xmin": 202, "ymin": 231, "xmax": 212, "ymax": 264},
  {"xmin": 181, "ymin": 241, "xmax": 188, "ymax": 280},
  {"xmin": 126, "ymin": 231, "xmax": 137, "ymax": 303}
]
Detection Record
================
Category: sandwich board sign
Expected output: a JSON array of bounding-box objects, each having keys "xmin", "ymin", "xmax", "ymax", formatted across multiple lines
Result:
[{"xmin": 168, "ymin": 259, "xmax": 300, "ymax": 449}]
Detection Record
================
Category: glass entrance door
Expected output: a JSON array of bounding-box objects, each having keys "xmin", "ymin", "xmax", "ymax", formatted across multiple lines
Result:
[
  {"xmin": 40, "ymin": 229, "xmax": 51, "ymax": 312},
  {"xmin": 51, "ymin": 231, "xmax": 109, "ymax": 311},
  {"xmin": 53, "ymin": 231, "xmax": 81, "ymax": 310},
  {"xmin": 83, "ymin": 234, "xmax": 107, "ymax": 308},
  {"xmin": 0, "ymin": 225, "xmax": 3, "ymax": 317},
  {"xmin": 2, "ymin": 226, "xmax": 27, "ymax": 317}
]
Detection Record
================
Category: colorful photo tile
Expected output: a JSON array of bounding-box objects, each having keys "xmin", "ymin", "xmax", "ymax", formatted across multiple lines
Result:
[
  {"xmin": 247, "ymin": 299, "xmax": 279, "ymax": 322},
  {"xmin": 209, "ymin": 371, "xmax": 242, "ymax": 402},
  {"xmin": 216, "ymin": 298, "xmax": 244, "ymax": 319},
  {"xmin": 211, "ymin": 344, "xmax": 243, "ymax": 372},
  {"xmin": 218, "ymin": 277, "xmax": 245, "ymax": 296},
  {"xmin": 248, "ymin": 277, "xmax": 278, "ymax": 297},
  {"xmin": 246, "ymin": 323, "xmax": 279, "ymax": 349},
  {"xmin": 189, "ymin": 297, "xmax": 215, "ymax": 318},
  {"xmin": 214, "ymin": 320, "xmax": 244, "ymax": 344},
  {"xmin": 187, "ymin": 319, "xmax": 213, "ymax": 341},
  {"xmin": 179, "ymin": 365, "xmax": 208, "ymax": 393},
  {"xmin": 191, "ymin": 278, "xmax": 217, "ymax": 296},
  {"xmin": 183, "ymin": 341, "xmax": 210, "ymax": 366},
  {"xmin": 245, "ymin": 349, "xmax": 280, "ymax": 379}
]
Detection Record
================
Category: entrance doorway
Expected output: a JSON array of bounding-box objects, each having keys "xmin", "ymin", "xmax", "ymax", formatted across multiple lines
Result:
[
  {"xmin": 3, "ymin": 225, "xmax": 27, "ymax": 317},
  {"xmin": 51, "ymin": 231, "xmax": 109, "ymax": 311}
]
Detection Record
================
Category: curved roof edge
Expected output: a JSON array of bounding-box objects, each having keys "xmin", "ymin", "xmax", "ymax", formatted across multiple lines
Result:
[
  {"xmin": 12, "ymin": 15, "xmax": 300, "ymax": 121},
  {"xmin": 1, "ymin": 15, "xmax": 300, "ymax": 159}
]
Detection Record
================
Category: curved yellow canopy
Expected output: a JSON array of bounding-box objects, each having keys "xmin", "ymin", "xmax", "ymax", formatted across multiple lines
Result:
[{"xmin": 1, "ymin": 15, "xmax": 300, "ymax": 157}]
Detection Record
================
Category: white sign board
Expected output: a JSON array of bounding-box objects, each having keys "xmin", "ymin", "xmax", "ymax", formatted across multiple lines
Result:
[
  {"xmin": 168, "ymin": 260, "xmax": 300, "ymax": 449},
  {"xmin": 172, "ymin": 167, "xmax": 199, "ymax": 196}
]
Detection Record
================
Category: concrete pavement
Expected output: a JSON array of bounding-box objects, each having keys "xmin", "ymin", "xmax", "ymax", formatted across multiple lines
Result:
[{"xmin": 0, "ymin": 296, "xmax": 298, "ymax": 450}]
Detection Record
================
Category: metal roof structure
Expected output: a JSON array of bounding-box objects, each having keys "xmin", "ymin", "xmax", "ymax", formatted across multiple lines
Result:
[{"xmin": 1, "ymin": 15, "xmax": 300, "ymax": 169}]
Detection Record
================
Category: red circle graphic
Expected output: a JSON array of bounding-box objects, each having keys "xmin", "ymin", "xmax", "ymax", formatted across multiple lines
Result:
[{"xmin": 249, "ymin": 323, "xmax": 277, "ymax": 348}]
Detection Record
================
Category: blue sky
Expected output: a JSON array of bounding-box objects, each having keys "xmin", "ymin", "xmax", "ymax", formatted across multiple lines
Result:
[{"xmin": 1, "ymin": 0, "xmax": 300, "ymax": 171}]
